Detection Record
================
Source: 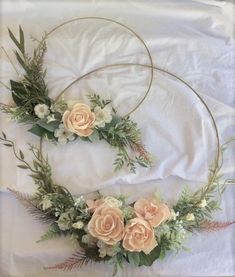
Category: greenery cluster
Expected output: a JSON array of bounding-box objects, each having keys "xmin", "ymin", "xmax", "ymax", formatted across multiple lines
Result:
[
  {"xmin": 0, "ymin": 133, "xmax": 229, "ymax": 275},
  {"xmin": 0, "ymin": 27, "xmax": 152, "ymax": 172},
  {"xmin": 8, "ymin": 27, "xmax": 50, "ymax": 119}
]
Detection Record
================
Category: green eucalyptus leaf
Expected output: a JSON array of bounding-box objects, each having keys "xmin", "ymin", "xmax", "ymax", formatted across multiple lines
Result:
[
  {"xmin": 79, "ymin": 136, "xmax": 92, "ymax": 142},
  {"xmin": 28, "ymin": 125, "xmax": 45, "ymax": 137},
  {"xmin": 88, "ymin": 130, "xmax": 100, "ymax": 142},
  {"xmin": 28, "ymin": 125, "xmax": 55, "ymax": 140},
  {"xmin": 138, "ymin": 246, "xmax": 161, "ymax": 266},
  {"xmin": 127, "ymin": 252, "xmax": 140, "ymax": 266},
  {"xmin": 37, "ymin": 119, "xmax": 60, "ymax": 132}
]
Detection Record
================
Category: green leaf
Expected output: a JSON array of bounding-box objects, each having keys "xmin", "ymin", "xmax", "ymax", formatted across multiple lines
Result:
[
  {"xmin": 37, "ymin": 119, "xmax": 60, "ymax": 132},
  {"xmin": 19, "ymin": 150, "xmax": 24, "ymax": 159},
  {"xmin": 8, "ymin": 28, "xmax": 22, "ymax": 53},
  {"xmin": 33, "ymin": 160, "xmax": 38, "ymax": 170},
  {"xmin": 15, "ymin": 51, "xmax": 27, "ymax": 71},
  {"xmin": 10, "ymin": 80, "xmax": 27, "ymax": 106},
  {"xmin": 159, "ymin": 249, "xmax": 166, "ymax": 260},
  {"xmin": 28, "ymin": 125, "xmax": 45, "ymax": 137},
  {"xmin": 88, "ymin": 130, "xmax": 100, "ymax": 142},
  {"xmin": 127, "ymin": 252, "xmax": 140, "ymax": 266},
  {"xmin": 2, "ymin": 131, "xmax": 6, "ymax": 139},
  {"xmin": 19, "ymin": 25, "xmax": 25, "ymax": 54},
  {"xmin": 80, "ymin": 136, "xmax": 91, "ymax": 142},
  {"xmin": 8, "ymin": 26, "xmax": 25, "ymax": 54},
  {"xmin": 3, "ymin": 143, "xmax": 12, "ymax": 147},
  {"xmin": 138, "ymin": 246, "xmax": 161, "ymax": 266},
  {"xmin": 28, "ymin": 125, "xmax": 55, "ymax": 140},
  {"xmin": 17, "ymin": 164, "xmax": 28, "ymax": 169}
]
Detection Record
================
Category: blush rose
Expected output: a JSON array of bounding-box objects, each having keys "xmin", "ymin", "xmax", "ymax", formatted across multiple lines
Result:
[
  {"xmin": 122, "ymin": 218, "xmax": 157, "ymax": 254},
  {"xmin": 62, "ymin": 103, "xmax": 95, "ymax": 137},
  {"xmin": 134, "ymin": 198, "xmax": 170, "ymax": 228},
  {"xmin": 87, "ymin": 204, "xmax": 124, "ymax": 245}
]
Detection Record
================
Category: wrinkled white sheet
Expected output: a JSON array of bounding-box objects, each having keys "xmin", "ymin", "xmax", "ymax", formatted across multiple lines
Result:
[{"xmin": 0, "ymin": 0, "xmax": 235, "ymax": 276}]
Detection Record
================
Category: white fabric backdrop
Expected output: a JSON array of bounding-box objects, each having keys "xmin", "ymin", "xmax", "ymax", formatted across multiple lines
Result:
[{"xmin": 0, "ymin": 0, "xmax": 234, "ymax": 276}]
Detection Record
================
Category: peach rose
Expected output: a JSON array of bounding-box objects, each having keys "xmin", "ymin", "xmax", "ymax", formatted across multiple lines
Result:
[
  {"xmin": 86, "ymin": 198, "xmax": 104, "ymax": 213},
  {"xmin": 62, "ymin": 103, "xmax": 95, "ymax": 137},
  {"xmin": 122, "ymin": 218, "xmax": 157, "ymax": 254},
  {"xmin": 88, "ymin": 204, "xmax": 124, "ymax": 245},
  {"xmin": 134, "ymin": 198, "xmax": 170, "ymax": 228}
]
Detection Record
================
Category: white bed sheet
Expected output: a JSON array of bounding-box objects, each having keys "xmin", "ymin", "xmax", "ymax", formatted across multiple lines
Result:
[{"xmin": 0, "ymin": 0, "xmax": 235, "ymax": 276}]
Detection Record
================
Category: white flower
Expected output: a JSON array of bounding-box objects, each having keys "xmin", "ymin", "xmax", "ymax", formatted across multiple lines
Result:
[
  {"xmin": 97, "ymin": 240, "xmax": 119, "ymax": 258},
  {"xmin": 197, "ymin": 199, "xmax": 207, "ymax": 208},
  {"xmin": 104, "ymin": 196, "xmax": 122, "ymax": 208},
  {"xmin": 170, "ymin": 209, "xmax": 179, "ymax": 221},
  {"xmin": 57, "ymin": 212, "xmax": 71, "ymax": 231},
  {"xmin": 54, "ymin": 124, "xmax": 75, "ymax": 144},
  {"xmin": 34, "ymin": 104, "xmax": 50, "ymax": 119},
  {"xmin": 94, "ymin": 106, "xmax": 112, "ymax": 127},
  {"xmin": 41, "ymin": 196, "xmax": 52, "ymax": 210},
  {"xmin": 47, "ymin": 114, "xmax": 56, "ymax": 123},
  {"xmin": 72, "ymin": 221, "xmax": 84, "ymax": 229},
  {"xmin": 185, "ymin": 213, "xmax": 195, "ymax": 221}
]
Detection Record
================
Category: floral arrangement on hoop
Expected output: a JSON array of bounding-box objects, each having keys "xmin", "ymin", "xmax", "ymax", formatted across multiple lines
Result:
[
  {"xmin": 1, "ymin": 133, "xmax": 234, "ymax": 275},
  {"xmin": 0, "ymin": 27, "xmax": 152, "ymax": 172},
  {"xmin": 1, "ymin": 18, "xmax": 235, "ymax": 276}
]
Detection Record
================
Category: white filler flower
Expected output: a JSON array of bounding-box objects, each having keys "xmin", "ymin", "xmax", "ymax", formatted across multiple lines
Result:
[
  {"xmin": 94, "ymin": 106, "xmax": 112, "ymax": 127},
  {"xmin": 104, "ymin": 196, "xmax": 123, "ymax": 208},
  {"xmin": 170, "ymin": 209, "xmax": 179, "ymax": 221},
  {"xmin": 54, "ymin": 124, "xmax": 75, "ymax": 144},
  {"xmin": 34, "ymin": 104, "xmax": 50, "ymax": 119},
  {"xmin": 197, "ymin": 199, "xmax": 207, "ymax": 208},
  {"xmin": 47, "ymin": 114, "xmax": 56, "ymax": 123},
  {"xmin": 185, "ymin": 213, "xmax": 195, "ymax": 221},
  {"xmin": 72, "ymin": 221, "xmax": 84, "ymax": 229}
]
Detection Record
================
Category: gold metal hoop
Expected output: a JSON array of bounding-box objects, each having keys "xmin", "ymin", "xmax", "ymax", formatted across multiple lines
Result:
[
  {"xmin": 42, "ymin": 17, "xmax": 154, "ymax": 116},
  {"xmin": 52, "ymin": 62, "xmax": 220, "ymax": 188}
]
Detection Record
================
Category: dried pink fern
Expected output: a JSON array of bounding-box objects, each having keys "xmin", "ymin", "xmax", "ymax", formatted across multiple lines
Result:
[
  {"xmin": 198, "ymin": 220, "xmax": 235, "ymax": 232},
  {"xmin": 45, "ymin": 250, "xmax": 91, "ymax": 271},
  {"xmin": 8, "ymin": 188, "xmax": 55, "ymax": 224}
]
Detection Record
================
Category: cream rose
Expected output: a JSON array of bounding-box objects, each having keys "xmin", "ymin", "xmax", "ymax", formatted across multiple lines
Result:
[
  {"xmin": 134, "ymin": 198, "xmax": 170, "ymax": 228},
  {"xmin": 87, "ymin": 204, "xmax": 124, "ymax": 245},
  {"xmin": 122, "ymin": 218, "xmax": 157, "ymax": 254},
  {"xmin": 62, "ymin": 103, "xmax": 95, "ymax": 137}
]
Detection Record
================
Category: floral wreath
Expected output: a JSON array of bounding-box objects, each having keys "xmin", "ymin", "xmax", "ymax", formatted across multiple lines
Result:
[
  {"xmin": 0, "ymin": 18, "xmax": 156, "ymax": 172},
  {"xmin": 1, "ymin": 133, "xmax": 234, "ymax": 275},
  {"xmin": 1, "ymin": 18, "xmax": 235, "ymax": 275}
]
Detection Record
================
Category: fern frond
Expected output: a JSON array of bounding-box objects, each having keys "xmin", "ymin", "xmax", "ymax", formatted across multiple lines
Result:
[
  {"xmin": 8, "ymin": 188, "xmax": 55, "ymax": 224},
  {"xmin": 198, "ymin": 220, "xmax": 235, "ymax": 232},
  {"xmin": 45, "ymin": 250, "xmax": 92, "ymax": 270},
  {"xmin": 37, "ymin": 223, "xmax": 61, "ymax": 242}
]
